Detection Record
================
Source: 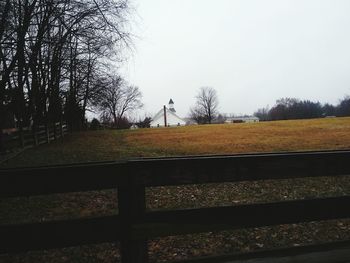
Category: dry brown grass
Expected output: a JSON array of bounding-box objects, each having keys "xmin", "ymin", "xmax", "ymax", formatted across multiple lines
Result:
[
  {"xmin": 125, "ymin": 117, "xmax": 350, "ymax": 156},
  {"xmin": 3, "ymin": 117, "xmax": 350, "ymax": 168}
]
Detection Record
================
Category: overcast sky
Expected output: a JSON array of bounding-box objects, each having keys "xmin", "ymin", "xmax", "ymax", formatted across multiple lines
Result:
[{"xmin": 120, "ymin": 0, "xmax": 350, "ymax": 118}]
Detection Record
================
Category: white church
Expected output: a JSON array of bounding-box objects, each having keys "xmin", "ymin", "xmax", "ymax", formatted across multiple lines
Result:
[{"xmin": 150, "ymin": 99, "xmax": 186, "ymax": 128}]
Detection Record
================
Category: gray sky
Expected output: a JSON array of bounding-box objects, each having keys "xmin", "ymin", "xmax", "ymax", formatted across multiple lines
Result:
[{"xmin": 120, "ymin": 0, "xmax": 350, "ymax": 118}]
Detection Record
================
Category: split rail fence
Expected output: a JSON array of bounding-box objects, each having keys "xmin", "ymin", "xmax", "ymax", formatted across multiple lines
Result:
[
  {"xmin": 1, "ymin": 150, "xmax": 350, "ymax": 262},
  {"xmin": 1, "ymin": 122, "xmax": 68, "ymax": 153}
]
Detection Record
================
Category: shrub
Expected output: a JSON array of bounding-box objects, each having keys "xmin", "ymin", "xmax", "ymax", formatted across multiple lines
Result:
[{"xmin": 89, "ymin": 118, "xmax": 101, "ymax": 130}]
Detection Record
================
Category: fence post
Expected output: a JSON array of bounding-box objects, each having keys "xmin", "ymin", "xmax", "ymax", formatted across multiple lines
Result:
[
  {"xmin": 19, "ymin": 126, "xmax": 25, "ymax": 148},
  {"xmin": 53, "ymin": 122, "xmax": 57, "ymax": 140},
  {"xmin": 46, "ymin": 124, "xmax": 50, "ymax": 144},
  {"xmin": 60, "ymin": 120, "xmax": 64, "ymax": 138},
  {"xmin": 118, "ymin": 165, "xmax": 148, "ymax": 263},
  {"xmin": 33, "ymin": 125, "xmax": 38, "ymax": 146}
]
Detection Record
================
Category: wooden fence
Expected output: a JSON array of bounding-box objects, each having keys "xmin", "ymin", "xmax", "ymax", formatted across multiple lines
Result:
[
  {"xmin": 1, "ymin": 122, "xmax": 68, "ymax": 153},
  {"xmin": 1, "ymin": 150, "xmax": 350, "ymax": 262}
]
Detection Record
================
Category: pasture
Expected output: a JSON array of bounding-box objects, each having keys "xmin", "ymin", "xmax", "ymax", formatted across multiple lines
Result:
[
  {"xmin": 1, "ymin": 117, "xmax": 350, "ymax": 262},
  {"xmin": 3, "ymin": 117, "xmax": 350, "ymax": 167}
]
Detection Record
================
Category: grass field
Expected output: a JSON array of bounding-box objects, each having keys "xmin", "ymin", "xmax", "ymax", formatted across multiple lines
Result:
[
  {"xmin": 3, "ymin": 117, "xmax": 350, "ymax": 168},
  {"xmin": 1, "ymin": 117, "xmax": 350, "ymax": 262}
]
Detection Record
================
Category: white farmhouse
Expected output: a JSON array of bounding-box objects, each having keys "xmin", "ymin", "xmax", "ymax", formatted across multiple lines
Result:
[{"xmin": 150, "ymin": 99, "xmax": 186, "ymax": 128}]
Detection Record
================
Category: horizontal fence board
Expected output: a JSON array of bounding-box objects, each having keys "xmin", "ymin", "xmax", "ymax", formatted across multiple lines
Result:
[
  {"xmin": 37, "ymin": 134, "xmax": 47, "ymax": 140},
  {"xmin": 132, "ymin": 196, "xmax": 350, "ymax": 238},
  {"xmin": 36, "ymin": 130, "xmax": 46, "ymax": 135},
  {"xmin": 2, "ymin": 197, "xmax": 346, "ymax": 253},
  {"xmin": 174, "ymin": 239, "xmax": 350, "ymax": 263},
  {"xmin": 0, "ymin": 215, "xmax": 120, "ymax": 254},
  {"xmin": 129, "ymin": 150, "xmax": 350, "ymax": 186},
  {"xmin": 1, "ymin": 151, "xmax": 350, "ymax": 197},
  {"xmin": 37, "ymin": 136, "xmax": 47, "ymax": 141},
  {"xmin": 0, "ymin": 161, "xmax": 126, "ymax": 197}
]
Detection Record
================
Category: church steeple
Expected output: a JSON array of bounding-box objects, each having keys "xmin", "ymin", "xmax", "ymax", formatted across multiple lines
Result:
[{"xmin": 168, "ymin": 99, "xmax": 175, "ymax": 112}]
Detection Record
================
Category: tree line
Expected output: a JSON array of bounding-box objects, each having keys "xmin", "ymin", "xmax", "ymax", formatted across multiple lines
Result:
[
  {"xmin": 254, "ymin": 97, "xmax": 350, "ymax": 121},
  {"xmin": 188, "ymin": 88, "xmax": 350, "ymax": 125},
  {"xmin": 0, "ymin": 0, "xmax": 141, "ymax": 150}
]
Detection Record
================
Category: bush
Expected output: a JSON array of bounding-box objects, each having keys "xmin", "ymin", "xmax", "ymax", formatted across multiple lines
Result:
[
  {"xmin": 115, "ymin": 117, "xmax": 132, "ymax": 129},
  {"xmin": 136, "ymin": 117, "xmax": 152, "ymax": 128},
  {"xmin": 89, "ymin": 118, "xmax": 101, "ymax": 130}
]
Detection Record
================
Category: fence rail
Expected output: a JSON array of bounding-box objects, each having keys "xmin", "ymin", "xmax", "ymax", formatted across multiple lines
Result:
[
  {"xmin": 1, "ymin": 122, "xmax": 68, "ymax": 154},
  {"xmin": 1, "ymin": 150, "xmax": 350, "ymax": 262}
]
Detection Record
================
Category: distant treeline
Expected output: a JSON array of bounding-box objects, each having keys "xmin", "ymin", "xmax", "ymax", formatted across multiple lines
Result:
[{"xmin": 254, "ymin": 97, "xmax": 350, "ymax": 121}]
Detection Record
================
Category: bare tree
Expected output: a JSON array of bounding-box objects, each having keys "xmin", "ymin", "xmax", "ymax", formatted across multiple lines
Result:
[
  {"xmin": 190, "ymin": 87, "xmax": 219, "ymax": 124},
  {"xmin": 254, "ymin": 106, "xmax": 270, "ymax": 121},
  {"xmin": 189, "ymin": 106, "xmax": 206, "ymax": 124},
  {"xmin": 0, "ymin": 0, "xmax": 133, "ymax": 148},
  {"xmin": 94, "ymin": 76, "xmax": 142, "ymax": 128}
]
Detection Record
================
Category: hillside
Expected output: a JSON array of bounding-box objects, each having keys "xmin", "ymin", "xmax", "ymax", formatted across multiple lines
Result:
[{"xmin": 2, "ymin": 117, "xmax": 350, "ymax": 168}]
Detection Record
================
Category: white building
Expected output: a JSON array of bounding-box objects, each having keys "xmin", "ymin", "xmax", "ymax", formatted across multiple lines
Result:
[
  {"xmin": 150, "ymin": 99, "xmax": 186, "ymax": 128},
  {"xmin": 225, "ymin": 116, "xmax": 259, "ymax": 123}
]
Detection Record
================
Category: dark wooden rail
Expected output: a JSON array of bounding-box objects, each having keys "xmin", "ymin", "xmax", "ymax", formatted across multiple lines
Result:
[
  {"xmin": 1, "ymin": 122, "xmax": 68, "ymax": 154},
  {"xmin": 1, "ymin": 150, "xmax": 350, "ymax": 262}
]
